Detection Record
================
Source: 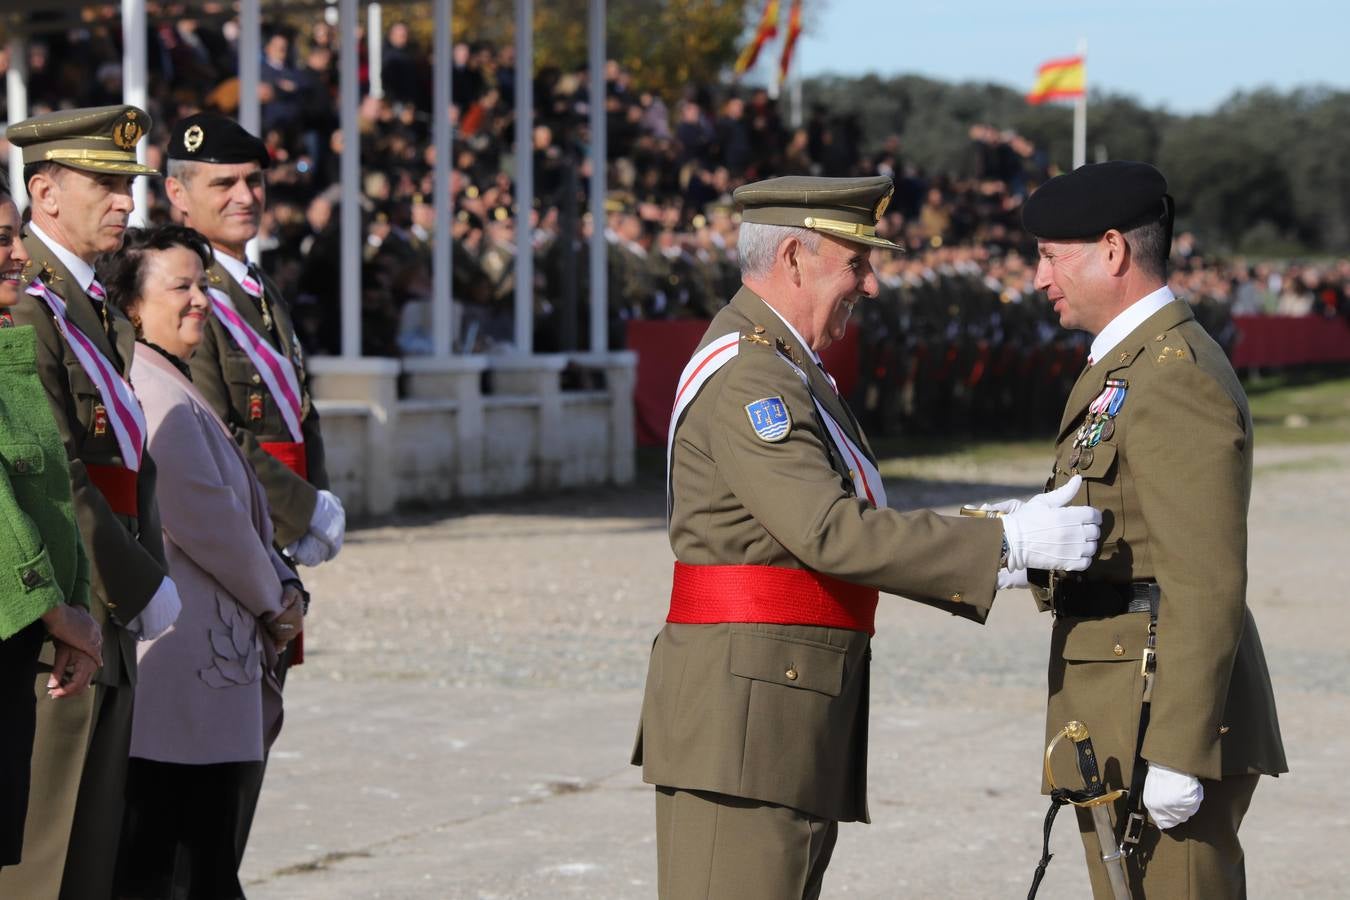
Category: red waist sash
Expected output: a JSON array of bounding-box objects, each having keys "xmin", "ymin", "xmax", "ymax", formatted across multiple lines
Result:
[
  {"xmin": 86, "ymin": 463, "xmax": 138, "ymax": 518},
  {"xmin": 668, "ymin": 562, "xmax": 879, "ymax": 635},
  {"xmin": 261, "ymin": 440, "xmax": 308, "ymax": 479},
  {"xmin": 260, "ymin": 440, "xmax": 308, "ymax": 665}
]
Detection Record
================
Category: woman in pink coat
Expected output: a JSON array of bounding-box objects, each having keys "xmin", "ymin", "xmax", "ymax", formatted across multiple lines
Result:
[{"xmin": 99, "ymin": 226, "xmax": 305, "ymax": 900}]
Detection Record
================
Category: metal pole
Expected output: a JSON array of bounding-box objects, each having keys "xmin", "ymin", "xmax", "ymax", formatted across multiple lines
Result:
[
  {"xmin": 6, "ymin": 37, "xmax": 28, "ymax": 211},
  {"xmin": 1072, "ymin": 38, "xmax": 1087, "ymax": 170},
  {"xmin": 587, "ymin": 0, "xmax": 607, "ymax": 352},
  {"xmin": 368, "ymin": 2, "xmax": 384, "ymax": 99},
  {"xmin": 239, "ymin": 0, "xmax": 262, "ymax": 263},
  {"xmin": 121, "ymin": 0, "xmax": 148, "ymax": 226},
  {"xmin": 513, "ymin": 0, "xmax": 534, "ymax": 353},
  {"xmin": 239, "ymin": 0, "xmax": 262, "ymax": 135},
  {"xmin": 340, "ymin": 0, "xmax": 363, "ymax": 357},
  {"xmin": 431, "ymin": 0, "xmax": 453, "ymax": 356}
]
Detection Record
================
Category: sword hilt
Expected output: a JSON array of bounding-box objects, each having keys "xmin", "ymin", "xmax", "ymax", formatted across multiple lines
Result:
[{"xmin": 1045, "ymin": 720, "xmax": 1127, "ymax": 808}]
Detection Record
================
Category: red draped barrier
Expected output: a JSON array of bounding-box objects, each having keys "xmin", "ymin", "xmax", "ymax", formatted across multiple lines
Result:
[
  {"xmin": 1232, "ymin": 315, "xmax": 1350, "ymax": 369},
  {"xmin": 629, "ymin": 321, "xmax": 859, "ymax": 447}
]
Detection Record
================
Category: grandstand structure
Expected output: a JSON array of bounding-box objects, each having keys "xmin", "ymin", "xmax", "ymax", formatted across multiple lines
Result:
[{"xmin": 3, "ymin": 1, "xmax": 635, "ymax": 514}]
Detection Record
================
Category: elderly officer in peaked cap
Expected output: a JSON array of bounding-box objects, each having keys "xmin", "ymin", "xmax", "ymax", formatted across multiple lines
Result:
[
  {"xmin": 994, "ymin": 160, "xmax": 1287, "ymax": 898},
  {"xmin": 632, "ymin": 174, "xmax": 1104, "ymax": 899},
  {"xmin": 0, "ymin": 104, "xmax": 180, "ymax": 899},
  {"xmin": 162, "ymin": 111, "xmax": 341, "ymax": 866}
]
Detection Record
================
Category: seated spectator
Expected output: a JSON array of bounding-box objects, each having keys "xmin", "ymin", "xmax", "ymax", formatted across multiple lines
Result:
[
  {"xmin": 0, "ymin": 182, "xmax": 102, "ymax": 870},
  {"xmin": 100, "ymin": 226, "xmax": 304, "ymax": 899}
]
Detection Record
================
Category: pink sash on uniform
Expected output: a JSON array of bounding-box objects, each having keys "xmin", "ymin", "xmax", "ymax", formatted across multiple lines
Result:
[{"xmin": 207, "ymin": 287, "xmax": 305, "ymax": 443}]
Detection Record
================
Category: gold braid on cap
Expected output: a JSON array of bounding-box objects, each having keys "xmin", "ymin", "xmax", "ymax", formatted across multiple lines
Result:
[{"xmin": 802, "ymin": 217, "xmax": 882, "ymax": 240}]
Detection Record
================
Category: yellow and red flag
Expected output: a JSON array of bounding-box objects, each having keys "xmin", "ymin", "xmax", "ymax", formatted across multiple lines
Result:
[
  {"xmin": 1027, "ymin": 55, "xmax": 1085, "ymax": 104},
  {"xmin": 776, "ymin": 0, "xmax": 804, "ymax": 89},
  {"xmin": 735, "ymin": 0, "xmax": 781, "ymax": 76}
]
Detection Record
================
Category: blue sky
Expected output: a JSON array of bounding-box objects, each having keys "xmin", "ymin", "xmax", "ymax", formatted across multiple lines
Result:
[{"xmin": 749, "ymin": 0, "xmax": 1348, "ymax": 114}]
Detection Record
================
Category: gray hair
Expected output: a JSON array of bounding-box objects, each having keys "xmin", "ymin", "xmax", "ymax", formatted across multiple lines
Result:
[
  {"xmin": 1123, "ymin": 219, "xmax": 1169, "ymax": 282},
  {"xmin": 165, "ymin": 158, "xmax": 201, "ymax": 185},
  {"xmin": 737, "ymin": 222, "xmax": 821, "ymax": 279}
]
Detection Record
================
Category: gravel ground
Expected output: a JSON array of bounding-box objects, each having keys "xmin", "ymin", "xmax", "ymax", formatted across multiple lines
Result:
[{"xmin": 240, "ymin": 442, "xmax": 1349, "ymax": 898}]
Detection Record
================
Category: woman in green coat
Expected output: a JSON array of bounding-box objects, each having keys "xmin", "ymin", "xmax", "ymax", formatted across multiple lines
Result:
[{"xmin": 0, "ymin": 182, "xmax": 103, "ymax": 868}]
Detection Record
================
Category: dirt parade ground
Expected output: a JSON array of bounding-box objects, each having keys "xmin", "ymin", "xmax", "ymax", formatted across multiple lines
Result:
[{"xmin": 238, "ymin": 442, "xmax": 1349, "ymax": 899}]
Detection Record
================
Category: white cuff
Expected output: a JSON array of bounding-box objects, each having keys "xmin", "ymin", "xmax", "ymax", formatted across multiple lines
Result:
[{"xmin": 126, "ymin": 577, "xmax": 182, "ymax": 641}]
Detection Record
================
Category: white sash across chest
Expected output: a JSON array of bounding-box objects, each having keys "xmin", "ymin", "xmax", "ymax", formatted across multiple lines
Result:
[
  {"xmin": 666, "ymin": 331, "xmax": 886, "ymax": 512},
  {"xmin": 207, "ymin": 287, "xmax": 305, "ymax": 443},
  {"xmin": 27, "ymin": 278, "xmax": 146, "ymax": 470}
]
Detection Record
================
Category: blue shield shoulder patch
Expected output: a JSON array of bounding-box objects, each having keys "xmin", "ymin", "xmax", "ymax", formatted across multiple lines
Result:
[{"xmin": 745, "ymin": 396, "xmax": 791, "ymax": 442}]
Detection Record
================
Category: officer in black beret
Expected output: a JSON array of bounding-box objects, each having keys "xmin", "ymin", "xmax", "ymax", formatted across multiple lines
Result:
[
  {"xmin": 162, "ymin": 112, "xmax": 342, "ymax": 875},
  {"xmin": 1003, "ymin": 161, "xmax": 1287, "ymax": 898}
]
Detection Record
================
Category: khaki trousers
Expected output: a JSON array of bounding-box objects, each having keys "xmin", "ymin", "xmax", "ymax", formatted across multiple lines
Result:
[
  {"xmin": 655, "ymin": 787, "xmax": 837, "ymax": 900},
  {"xmin": 1076, "ymin": 773, "xmax": 1260, "ymax": 899}
]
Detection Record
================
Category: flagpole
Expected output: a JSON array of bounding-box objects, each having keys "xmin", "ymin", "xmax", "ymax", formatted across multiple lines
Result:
[{"xmin": 1072, "ymin": 38, "xmax": 1087, "ymax": 169}]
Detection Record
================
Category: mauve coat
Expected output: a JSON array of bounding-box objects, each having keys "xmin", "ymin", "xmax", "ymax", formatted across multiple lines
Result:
[{"xmin": 128, "ymin": 345, "xmax": 291, "ymax": 764}]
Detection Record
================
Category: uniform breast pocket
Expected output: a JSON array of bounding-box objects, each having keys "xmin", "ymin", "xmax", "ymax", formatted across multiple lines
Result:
[
  {"xmin": 728, "ymin": 630, "xmax": 845, "ymax": 697},
  {"xmin": 222, "ymin": 356, "xmax": 264, "ymax": 418},
  {"xmin": 1077, "ymin": 441, "xmax": 1123, "ymax": 550}
]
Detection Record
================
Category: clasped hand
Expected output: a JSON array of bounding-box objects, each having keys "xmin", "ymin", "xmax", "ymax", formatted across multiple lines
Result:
[{"xmin": 983, "ymin": 475, "xmax": 1102, "ymax": 578}]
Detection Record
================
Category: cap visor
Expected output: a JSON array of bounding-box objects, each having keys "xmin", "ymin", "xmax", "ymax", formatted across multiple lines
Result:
[{"xmin": 832, "ymin": 231, "xmax": 904, "ymax": 252}]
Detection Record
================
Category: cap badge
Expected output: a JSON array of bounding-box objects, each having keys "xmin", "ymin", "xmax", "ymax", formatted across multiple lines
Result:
[
  {"xmin": 184, "ymin": 124, "xmax": 205, "ymax": 154},
  {"xmin": 112, "ymin": 113, "xmax": 143, "ymax": 150}
]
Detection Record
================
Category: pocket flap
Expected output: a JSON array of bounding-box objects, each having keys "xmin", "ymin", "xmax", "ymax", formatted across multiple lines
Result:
[
  {"xmin": 1078, "ymin": 441, "xmax": 1117, "ymax": 480},
  {"xmin": 729, "ymin": 631, "xmax": 845, "ymax": 696},
  {"xmin": 1, "ymin": 442, "xmax": 46, "ymax": 476},
  {"xmin": 223, "ymin": 356, "xmax": 259, "ymax": 385},
  {"xmin": 1060, "ymin": 612, "xmax": 1152, "ymax": 661}
]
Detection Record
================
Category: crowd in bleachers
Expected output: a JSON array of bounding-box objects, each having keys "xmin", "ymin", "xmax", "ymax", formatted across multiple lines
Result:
[{"xmin": 3, "ymin": 11, "xmax": 1348, "ymax": 372}]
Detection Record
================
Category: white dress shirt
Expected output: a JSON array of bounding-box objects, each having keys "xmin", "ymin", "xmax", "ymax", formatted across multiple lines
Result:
[{"xmin": 1090, "ymin": 285, "xmax": 1177, "ymax": 363}]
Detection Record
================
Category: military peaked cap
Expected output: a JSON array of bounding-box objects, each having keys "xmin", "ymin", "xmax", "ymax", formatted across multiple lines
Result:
[
  {"xmin": 733, "ymin": 175, "xmax": 902, "ymax": 251},
  {"xmin": 7, "ymin": 105, "xmax": 157, "ymax": 177},
  {"xmin": 1022, "ymin": 160, "xmax": 1174, "ymax": 241},
  {"xmin": 167, "ymin": 112, "xmax": 270, "ymax": 168}
]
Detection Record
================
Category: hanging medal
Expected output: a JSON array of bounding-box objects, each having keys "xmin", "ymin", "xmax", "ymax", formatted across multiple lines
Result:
[
  {"xmin": 93, "ymin": 403, "xmax": 109, "ymax": 436},
  {"xmin": 249, "ymin": 392, "xmax": 265, "ymax": 421}
]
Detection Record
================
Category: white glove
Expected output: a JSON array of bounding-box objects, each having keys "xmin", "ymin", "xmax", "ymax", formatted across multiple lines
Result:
[
  {"xmin": 126, "ymin": 576, "xmax": 182, "ymax": 641},
  {"xmin": 286, "ymin": 533, "xmax": 332, "ymax": 568},
  {"xmin": 981, "ymin": 475, "xmax": 1084, "ymax": 516},
  {"xmin": 308, "ymin": 490, "xmax": 346, "ymax": 558},
  {"xmin": 1143, "ymin": 762, "xmax": 1204, "ymax": 830},
  {"xmin": 996, "ymin": 567, "xmax": 1029, "ymax": 590},
  {"xmin": 1002, "ymin": 490, "xmax": 1100, "ymax": 572}
]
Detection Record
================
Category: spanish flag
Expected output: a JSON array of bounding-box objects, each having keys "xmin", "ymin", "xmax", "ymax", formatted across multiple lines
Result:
[
  {"xmin": 1027, "ymin": 55, "xmax": 1085, "ymax": 104},
  {"xmin": 776, "ymin": 0, "xmax": 804, "ymax": 89},
  {"xmin": 735, "ymin": 0, "xmax": 780, "ymax": 76}
]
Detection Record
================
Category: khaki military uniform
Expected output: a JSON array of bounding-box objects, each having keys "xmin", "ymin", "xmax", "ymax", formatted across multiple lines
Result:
[
  {"xmin": 0, "ymin": 234, "xmax": 169, "ymax": 899},
  {"xmin": 634, "ymin": 287, "xmax": 1004, "ymax": 899},
  {"xmin": 1040, "ymin": 300, "xmax": 1286, "ymax": 898},
  {"xmin": 189, "ymin": 260, "xmax": 330, "ymax": 548}
]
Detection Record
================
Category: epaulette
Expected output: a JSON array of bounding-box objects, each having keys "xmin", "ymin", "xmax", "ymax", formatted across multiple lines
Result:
[{"xmin": 1148, "ymin": 330, "xmax": 1194, "ymax": 368}]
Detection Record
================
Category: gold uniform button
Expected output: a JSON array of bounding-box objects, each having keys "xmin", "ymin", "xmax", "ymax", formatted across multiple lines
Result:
[
  {"xmin": 950, "ymin": 593, "xmax": 963, "ymax": 604},
  {"xmin": 1112, "ymin": 643, "xmax": 1124, "ymax": 656},
  {"xmin": 785, "ymin": 667, "xmax": 798, "ymax": 681},
  {"xmin": 1218, "ymin": 725, "xmax": 1230, "ymax": 735},
  {"xmin": 21, "ymin": 569, "xmax": 42, "ymax": 588}
]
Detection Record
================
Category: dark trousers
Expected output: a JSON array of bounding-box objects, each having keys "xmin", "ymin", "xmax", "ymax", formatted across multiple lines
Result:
[
  {"xmin": 116, "ymin": 758, "xmax": 264, "ymax": 900},
  {"xmin": 0, "ymin": 621, "xmax": 44, "ymax": 867}
]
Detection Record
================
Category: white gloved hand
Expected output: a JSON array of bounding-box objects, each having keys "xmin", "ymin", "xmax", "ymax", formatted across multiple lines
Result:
[
  {"xmin": 286, "ymin": 533, "xmax": 332, "ymax": 568},
  {"xmin": 1002, "ymin": 498, "xmax": 1101, "ymax": 572},
  {"xmin": 126, "ymin": 576, "xmax": 182, "ymax": 641},
  {"xmin": 1143, "ymin": 762, "xmax": 1204, "ymax": 830},
  {"xmin": 980, "ymin": 475, "xmax": 1084, "ymax": 516},
  {"xmin": 996, "ymin": 567, "xmax": 1029, "ymax": 590},
  {"xmin": 308, "ymin": 490, "xmax": 346, "ymax": 558}
]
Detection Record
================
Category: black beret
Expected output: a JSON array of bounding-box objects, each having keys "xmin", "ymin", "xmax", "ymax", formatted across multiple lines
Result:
[
  {"xmin": 167, "ymin": 113, "xmax": 270, "ymax": 168},
  {"xmin": 1022, "ymin": 161, "xmax": 1172, "ymax": 240}
]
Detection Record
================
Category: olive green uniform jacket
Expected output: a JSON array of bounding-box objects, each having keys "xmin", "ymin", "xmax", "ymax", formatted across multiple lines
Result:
[
  {"xmin": 634, "ymin": 288, "xmax": 1005, "ymax": 823},
  {"xmin": 1041, "ymin": 300, "xmax": 1286, "ymax": 792},
  {"xmin": 0, "ymin": 325, "xmax": 89, "ymax": 640},
  {"xmin": 12, "ymin": 234, "xmax": 168, "ymax": 688},
  {"xmin": 188, "ymin": 261, "xmax": 329, "ymax": 548}
]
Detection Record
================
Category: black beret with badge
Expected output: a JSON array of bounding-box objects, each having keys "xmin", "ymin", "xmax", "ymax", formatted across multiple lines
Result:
[
  {"xmin": 167, "ymin": 112, "xmax": 270, "ymax": 168},
  {"xmin": 732, "ymin": 174, "xmax": 902, "ymax": 251},
  {"xmin": 6, "ymin": 104, "xmax": 158, "ymax": 176},
  {"xmin": 1021, "ymin": 160, "xmax": 1174, "ymax": 243}
]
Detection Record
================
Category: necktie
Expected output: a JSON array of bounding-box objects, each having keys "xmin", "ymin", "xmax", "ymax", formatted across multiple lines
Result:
[{"xmin": 242, "ymin": 264, "xmax": 264, "ymax": 299}]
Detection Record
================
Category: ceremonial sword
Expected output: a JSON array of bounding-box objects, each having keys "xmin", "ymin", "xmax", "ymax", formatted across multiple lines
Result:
[{"xmin": 1027, "ymin": 720, "xmax": 1132, "ymax": 900}]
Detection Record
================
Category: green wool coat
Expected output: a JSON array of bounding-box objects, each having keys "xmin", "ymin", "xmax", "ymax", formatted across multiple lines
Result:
[{"xmin": 0, "ymin": 324, "xmax": 89, "ymax": 639}]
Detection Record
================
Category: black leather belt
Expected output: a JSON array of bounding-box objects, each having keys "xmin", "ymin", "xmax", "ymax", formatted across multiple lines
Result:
[{"xmin": 1050, "ymin": 578, "xmax": 1159, "ymax": 618}]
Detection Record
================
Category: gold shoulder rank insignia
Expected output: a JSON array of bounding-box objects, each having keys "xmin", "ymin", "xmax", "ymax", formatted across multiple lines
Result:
[{"xmin": 742, "ymin": 330, "xmax": 770, "ymax": 347}]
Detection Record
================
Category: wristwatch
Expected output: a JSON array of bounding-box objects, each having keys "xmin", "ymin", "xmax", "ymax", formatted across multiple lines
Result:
[{"xmin": 999, "ymin": 534, "xmax": 1010, "ymax": 569}]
